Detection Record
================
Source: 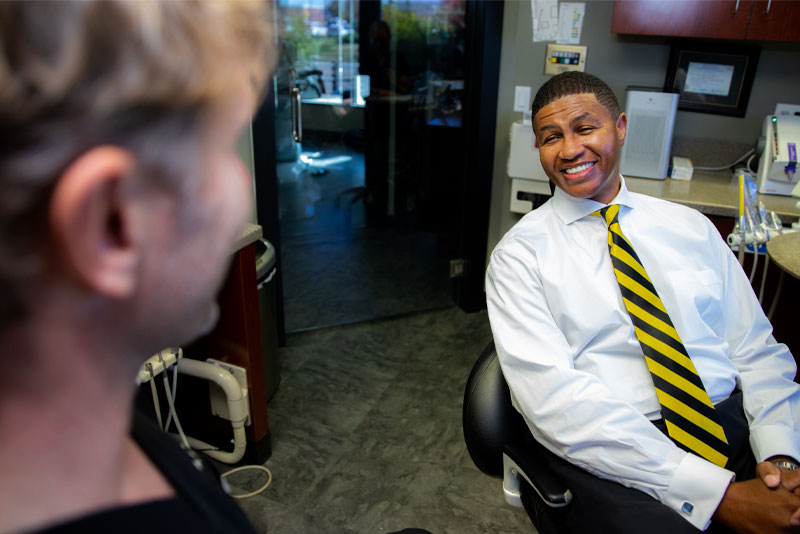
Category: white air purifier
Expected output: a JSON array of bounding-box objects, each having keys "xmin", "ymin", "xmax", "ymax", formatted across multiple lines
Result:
[{"xmin": 620, "ymin": 90, "xmax": 679, "ymax": 180}]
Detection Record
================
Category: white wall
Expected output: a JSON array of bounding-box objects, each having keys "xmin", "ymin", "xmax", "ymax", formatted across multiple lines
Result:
[{"xmin": 238, "ymin": 124, "xmax": 258, "ymax": 223}]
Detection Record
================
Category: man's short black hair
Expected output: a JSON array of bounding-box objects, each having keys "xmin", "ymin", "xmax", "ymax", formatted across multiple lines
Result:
[{"xmin": 531, "ymin": 71, "xmax": 621, "ymax": 120}]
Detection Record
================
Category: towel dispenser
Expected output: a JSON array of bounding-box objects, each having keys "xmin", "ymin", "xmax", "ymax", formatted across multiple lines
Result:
[{"xmin": 507, "ymin": 121, "xmax": 550, "ymax": 214}]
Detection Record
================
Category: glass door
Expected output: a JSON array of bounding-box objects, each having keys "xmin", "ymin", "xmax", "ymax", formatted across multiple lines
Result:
[{"xmin": 259, "ymin": 0, "xmax": 499, "ymax": 334}]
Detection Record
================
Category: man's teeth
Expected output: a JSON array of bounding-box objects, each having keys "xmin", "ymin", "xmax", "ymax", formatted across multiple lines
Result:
[{"xmin": 564, "ymin": 162, "xmax": 595, "ymax": 174}]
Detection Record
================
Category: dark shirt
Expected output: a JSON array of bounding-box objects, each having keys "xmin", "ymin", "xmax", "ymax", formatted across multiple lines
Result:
[{"xmin": 34, "ymin": 411, "xmax": 257, "ymax": 534}]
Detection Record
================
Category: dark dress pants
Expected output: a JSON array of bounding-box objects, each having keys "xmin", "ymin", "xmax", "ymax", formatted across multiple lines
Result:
[{"xmin": 527, "ymin": 390, "xmax": 755, "ymax": 534}]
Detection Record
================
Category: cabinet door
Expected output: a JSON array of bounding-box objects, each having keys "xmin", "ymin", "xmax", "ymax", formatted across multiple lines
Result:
[
  {"xmin": 612, "ymin": 0, "xmax": 750, "ymax": 39},
  {"xmin": 747, "ymin": 0, "xmax": 800, "ymax": 41}
]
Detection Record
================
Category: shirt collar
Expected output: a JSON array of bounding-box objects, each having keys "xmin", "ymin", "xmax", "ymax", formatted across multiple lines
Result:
[{"xmin": 552, "ymin": 175, "xmax": 634, "ymax": 224}]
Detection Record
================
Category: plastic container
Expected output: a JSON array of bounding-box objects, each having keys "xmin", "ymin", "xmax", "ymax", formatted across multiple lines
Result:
[{"xmin": 254, "ymin": 238, "xmax": 280, "ymax": 401}]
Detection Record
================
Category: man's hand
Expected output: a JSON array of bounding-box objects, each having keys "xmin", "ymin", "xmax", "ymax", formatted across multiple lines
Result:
[
  {"xmin": 759, "ymin": 458, "xmax": 800, "ymax": 495},
  {"xmin": 713, "ymin": 477, "xmax": 800, "ymax": 533}
]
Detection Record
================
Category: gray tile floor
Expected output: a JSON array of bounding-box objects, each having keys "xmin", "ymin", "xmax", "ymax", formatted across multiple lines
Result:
[{"xmin": 226, "ymin": 307, "xmax": 535, "ymax": 533}]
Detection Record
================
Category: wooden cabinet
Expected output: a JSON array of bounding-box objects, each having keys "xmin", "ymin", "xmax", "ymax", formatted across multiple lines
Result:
[
  {"xmin": 612, "ymin": 0, "xmax": 800, "ymax": 41},
  {"xmin": 612, "ymin": 1, "xmax": 749, "ymax": 39},
  {"xmin": 746, "ymin": 0, "xmax": 800, "ymax": 41}
]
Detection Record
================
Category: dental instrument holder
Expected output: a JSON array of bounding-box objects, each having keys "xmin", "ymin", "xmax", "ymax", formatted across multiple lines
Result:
[
  {"xmin": 728, "ymin": 171, "xmax": 776, "ymax": 261},
  {"xmin": 738, "ymin": 214, "xmax": 746, "ymax": 265},
  {"xmin": 757, "ymin": 103, "xmax": 800, "ymax": 196},
  {"xmin": 137, "ymin": 349, "xmax": 250, "ymax": 464},
  {"xmin": 736, "ymin": 171, "xmax": 747, "ymax": 265}
]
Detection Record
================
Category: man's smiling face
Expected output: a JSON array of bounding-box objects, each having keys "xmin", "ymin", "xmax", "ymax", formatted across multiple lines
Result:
[{"xmin": 533, "ymin": 92, "xmax": 627, "ymax": 205}]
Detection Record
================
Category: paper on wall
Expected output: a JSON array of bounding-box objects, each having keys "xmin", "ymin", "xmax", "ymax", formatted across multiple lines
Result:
[
  {"xmin": 532, "ymin": 0, "xmax": 558, "ymax": 42},
  {"xmin": 684, "ymin": 62, "xmax": 735, "ymax": 96},
  {"xmin": 557, "ymin": 2, "xmax": 584, "ymax": 44}
]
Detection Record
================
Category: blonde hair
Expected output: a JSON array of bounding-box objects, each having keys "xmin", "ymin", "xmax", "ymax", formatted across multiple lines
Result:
[{"xmin": 0, "ymin": 0, "xmax": 273, "ymax": 325}]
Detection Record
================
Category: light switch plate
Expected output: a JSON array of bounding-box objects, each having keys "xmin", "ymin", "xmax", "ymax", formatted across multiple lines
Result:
[
  {"xmin": 544, "ymin": 44, "xmax": 587, "ymax": 75},
  {"xmin": 513, "ymin": 85, "xmax": 531, "ymax": 113}
]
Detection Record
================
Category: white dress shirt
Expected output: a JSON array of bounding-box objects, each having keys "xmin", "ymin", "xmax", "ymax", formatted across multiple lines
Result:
[{"xmin": 486, "ymin": 177, "xmax": 800, "ymax": 531}]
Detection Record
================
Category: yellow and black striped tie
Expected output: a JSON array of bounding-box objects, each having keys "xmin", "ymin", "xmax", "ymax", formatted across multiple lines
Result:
[{"xmin": 593, "ymin": 205, "xmax": 729, "ymax": 467}]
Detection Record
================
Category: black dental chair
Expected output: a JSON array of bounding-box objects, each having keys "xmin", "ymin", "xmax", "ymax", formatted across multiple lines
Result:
[{"xmin": 462, "ymin": 341, "xmax": 572, "ymax": 533}]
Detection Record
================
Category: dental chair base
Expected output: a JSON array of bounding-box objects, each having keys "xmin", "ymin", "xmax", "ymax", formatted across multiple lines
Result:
[{"xmin": 462, "ymin": 341, "xmax": 572, "ymax": 533}]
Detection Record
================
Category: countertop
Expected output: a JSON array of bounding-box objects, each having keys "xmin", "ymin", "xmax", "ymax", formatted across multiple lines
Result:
[
  {"xmin": 767, "ymin": 232, "xmax": 800, "ymax": 280},
  {"xmin": 233, "ymin": 223, "xmax": 262, "ymax": 253},
  {"xmin": 626, "ymin": 171, "xmax": 800, "ymax": 222}
]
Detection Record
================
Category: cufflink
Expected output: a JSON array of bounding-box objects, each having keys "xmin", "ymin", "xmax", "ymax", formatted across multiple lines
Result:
[{"xmin": 681, "ymin": 502, "xmax": 694, "ymax": 515}]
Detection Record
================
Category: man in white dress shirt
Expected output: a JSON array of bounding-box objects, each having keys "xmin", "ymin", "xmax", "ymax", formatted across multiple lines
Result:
[{"xmin": 486, "ymin": 72, "xmax": 800, "ymax": 533}]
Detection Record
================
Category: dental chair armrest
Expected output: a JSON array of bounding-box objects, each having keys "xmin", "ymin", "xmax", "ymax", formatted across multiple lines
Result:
[{"xmin": 503, "ymin": 439, "xmax": 572, "ymax": 508}]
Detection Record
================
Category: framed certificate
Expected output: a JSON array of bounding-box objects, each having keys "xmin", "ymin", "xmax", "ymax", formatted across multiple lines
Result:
[{"xmin": 663, "ymin": 42, "xmax": 759, "ymax": 117}]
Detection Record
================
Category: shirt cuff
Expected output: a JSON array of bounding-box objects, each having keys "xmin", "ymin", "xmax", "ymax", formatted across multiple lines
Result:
[
  {"xmin": 662, "ymin": 453, "xmax": 735, "ymax": 531},
  {"xmin": 749, "ymin": 424, "xmax": 800, "ymax": 464}
]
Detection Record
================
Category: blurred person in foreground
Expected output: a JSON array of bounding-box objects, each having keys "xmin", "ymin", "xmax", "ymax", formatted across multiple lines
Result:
[
  {"xmin": 0, "ymin": 3, "xmax": 433, "ymax": 534},
  {"xmin": 0, "ymin": 2, "xmax": 271, "ymax": 532}
]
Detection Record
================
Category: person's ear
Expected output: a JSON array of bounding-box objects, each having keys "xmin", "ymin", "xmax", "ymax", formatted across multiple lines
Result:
[
  {"xmin": 50, "ymin": 146, "xmax": 141, "ymax": 299},
  {"xmin": 616, "ymin": 112, "xmax": 627, "ymax": 146}
]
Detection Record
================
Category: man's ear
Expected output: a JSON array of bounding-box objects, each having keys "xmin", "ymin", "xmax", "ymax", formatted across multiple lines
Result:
[
  {"xmin": 616, "ymin": 112, "xmax": 627, "ymax": 146},
  {"xmin": 50, "ymin": 146, "xmax": 140, "ymax": 299}
]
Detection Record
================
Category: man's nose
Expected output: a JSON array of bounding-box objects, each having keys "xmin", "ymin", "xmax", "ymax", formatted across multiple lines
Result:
[{"xmin": 559, "ymin": 133, "xmax": 583, "ymax": 160}]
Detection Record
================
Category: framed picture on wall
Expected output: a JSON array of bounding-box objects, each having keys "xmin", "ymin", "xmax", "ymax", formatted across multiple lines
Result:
[{"xmin": 663, "ymin": 42, "xmax": 760, "ymax": 117}]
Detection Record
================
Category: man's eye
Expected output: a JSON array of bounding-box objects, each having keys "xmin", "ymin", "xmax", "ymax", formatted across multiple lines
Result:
[
  {"xmin": 542, "ymin": 135, "xmax": 558, "ymax": 144},
  {"xmin": 578, "ymin": 126, "xmax": 594, "ymax": 134}
]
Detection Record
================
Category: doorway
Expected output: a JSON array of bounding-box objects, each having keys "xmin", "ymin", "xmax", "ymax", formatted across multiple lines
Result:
[{"xmin": 254, "ymin": 1, "xmax": 502, "ymax": 336}]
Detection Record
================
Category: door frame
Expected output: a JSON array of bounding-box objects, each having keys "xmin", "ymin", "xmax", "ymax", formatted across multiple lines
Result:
[
  {"xmin": 252, "ymin": 83, "xmax": 287, "ymax": 346},
  {"xmin": 452, "ymin": 0, "xmax": 504, "ymax": 312},
  {"xmin": 252, "ymin": 0, "xmax": 504, "ymax": 343}
]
